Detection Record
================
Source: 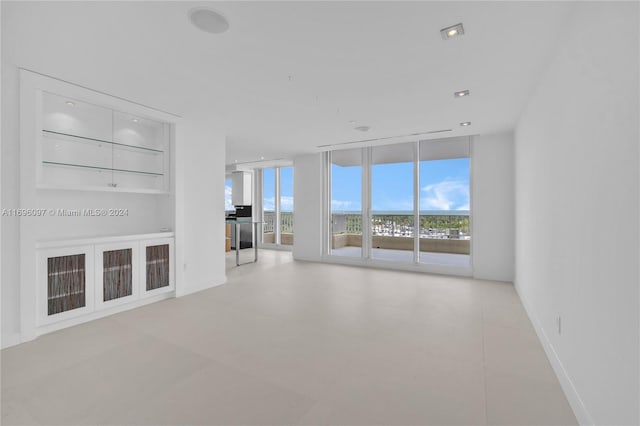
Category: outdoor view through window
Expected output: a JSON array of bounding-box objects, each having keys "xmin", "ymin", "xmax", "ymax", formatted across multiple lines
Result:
[{"xmin": 330, "ymin": 142, "xmax": 470, "ymax": 266}]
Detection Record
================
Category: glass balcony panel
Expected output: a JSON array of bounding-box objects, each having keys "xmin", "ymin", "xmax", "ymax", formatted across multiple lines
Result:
[
  {"xmin": 371, "ymin": 143, "xmax": 414, "ymax": 263},
  {"xmin": 418, "ymin": 140, "xmax": 471, "ymax": 266},
  {"xmin": 330, "ymin": 149, "xmax": 362, "ymax": 257},
  {"xmin": 280, "ymin": 167, "xmax": 294, "ymax": 246}
]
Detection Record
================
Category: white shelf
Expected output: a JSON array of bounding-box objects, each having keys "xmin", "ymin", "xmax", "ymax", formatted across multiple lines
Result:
[{"xmin": 38, "ymin": 92, "xmax": 171, "ymax": 193}]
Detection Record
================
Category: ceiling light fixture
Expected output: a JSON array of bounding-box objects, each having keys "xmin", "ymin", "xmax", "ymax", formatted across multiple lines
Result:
[
  {"xmin": 131, "ymin": 118, "xmax": 139, "ymax": 123},
  {"xmin": 65, "ymin": 101, "xmax": 75, "ymax": 107},
  {"xmin": 441, "ymin": 23, "xmax": 464, "ymax": 40},
  {"xmin": 460, "ymin": 121, "xmax": 471, "ymax": 127},
  {"xmin": 454, "ymin": 90, "xmax": 470, "ymax": 98},
  {"xmin": 355, "ymin": 126, "xmax": 371, "ymax": 132},
  {"xmin": 188, "ymin": 7, "xmax": 229, "ymax": 34}
]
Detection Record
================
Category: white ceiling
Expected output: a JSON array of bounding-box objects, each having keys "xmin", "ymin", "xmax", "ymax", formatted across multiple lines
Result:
[{"xmin": 3, "ymin": 1, "xmax": 575, "ymax": 165}]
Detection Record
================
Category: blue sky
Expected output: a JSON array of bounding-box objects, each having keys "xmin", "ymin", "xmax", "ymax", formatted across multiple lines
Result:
[
  {"xmin": 263, "ymin": 167, "xmax": 294, "ymax": 212},
  {"xmin": 332, "ymin": 158, "xmax": 470, "ymax": 212},
  {"xmin": 226, "ymin": 160, "xmax": 469, "ymax": 213}
]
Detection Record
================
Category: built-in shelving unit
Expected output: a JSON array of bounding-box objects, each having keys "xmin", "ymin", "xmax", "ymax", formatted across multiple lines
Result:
[
  {"xmin": 37, "ymin": 233, "xmax": 174, "ymax": 327},
  {"xmin": 39, "ymin": 92, "xmax": 170, "ymax": 193},
  {"xmin": 20, "ymin": 70, "xmax": 179, "ymax": 343}
]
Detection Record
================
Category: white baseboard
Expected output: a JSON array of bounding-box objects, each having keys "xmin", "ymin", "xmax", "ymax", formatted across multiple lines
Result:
[
  {"xmin": 1, "ymin": 331, "xmax": 22, "ymax": 349},
  {"xmin": 515, "ymin": 284, "xmax": 594, "ymax": 425},
  {"xmin": 178, "ymin": 278, "xmax": 226, "ymax": 297}
]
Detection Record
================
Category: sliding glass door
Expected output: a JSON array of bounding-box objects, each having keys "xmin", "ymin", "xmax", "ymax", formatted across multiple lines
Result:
[
  {"xmin": 262, "ymin": 168, "xmax": 276, "ymax": 244},
  {"xmin": 280, "ymin": 167, "xmax": 294, "ymax": 246},
  {"xmin": 326, "ymin": 136, "xmax": 471, "ymax": 268},
  {"xmin": 329, "ymin": 149, "xmax": 363, "ymax": 257},
  {"xmin": 371, "ymin": 143, "xmax": 415, "ymax": 263},
  {"xmin": 261, "ymin": 166, "xmax": 294, "ymax": 247},
  {"xmin": 418, "ymin": 138, "xmax": 470, "ymax": 266}
]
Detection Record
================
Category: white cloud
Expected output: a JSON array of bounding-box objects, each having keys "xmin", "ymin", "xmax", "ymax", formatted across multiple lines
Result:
[
  {"xmin": 331, "ymin": 200, "xmax": 353, "ymax": 210},
  {"xmin": 225, "ymin": 185, "xmax": 233, "ymax": 210},
  {"xmin": 281, "ymin": 196, "xmax": 294, "ymax": 212},
  {"xmin": 263, "ymin": 197, "xmax": 275, "ymax": 211},
  {"xmin": 262, "ymin": 196, "xmax": 294, "ymax": 212},
  {"xmin": 421, "ymin": 179, "xmax": 469, "ymax": 211}
]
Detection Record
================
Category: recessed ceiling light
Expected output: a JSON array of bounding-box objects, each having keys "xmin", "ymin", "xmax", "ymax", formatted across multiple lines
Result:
[
  {"xmin": 454, "ymin": 90, "xmax": 470, "ymax": 98},
  {"xmin": 260, "ymin": 156, "xmax": 265, "ymax": 160},
  {"xmin": 355, "ymin": 126, "xmax": 371, "ymax": 132},
  {"xmin": 441, "ymin": 23, "xmax": 464, "ymax": 40},
  {"xmin": 65, "ymin": 101, "xmax": 75, "ymax": 107},
  {"xmin": 460, "ymin": 121, "xmax": 471, "ymax": 127},
  {"xmin": 189, "ymin": 7, "xmax": 229, "ymax": 34},
  {"xmin": 131, "ymin": 118, "xmax": 139, "ymax": 123}
]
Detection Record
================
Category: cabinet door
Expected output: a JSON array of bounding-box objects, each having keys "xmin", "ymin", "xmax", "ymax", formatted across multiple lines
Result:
[
  {"xmin": 37, "ymin": 245, "xmax": 95, "ymax": 326},
  {"xmin": 139, "ymin": 238, "xmax": 175, "ymax": 297},
  {"xmin": 94, "ymin": 242, "xmax": 139, "ymax": 310}
]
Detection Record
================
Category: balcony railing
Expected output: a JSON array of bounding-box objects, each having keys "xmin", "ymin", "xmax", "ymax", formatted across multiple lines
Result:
[
  {"xmin": 331, "ymin": 212, "xmax": 470, "ymax": 238},
  {"xmin": 261, "ymin": 211, "xmax": 470, "ymax": 254},
  {"xmin": 263, "ymin": 211, "xmax": 293, "ymax": 233},
  {"xmin": 332, "ymin": 212, "xmax": 470, "ymax": 254},
  {"xmin": 263, "ymin": 211, "xmax": 294, "ymax": 245}
]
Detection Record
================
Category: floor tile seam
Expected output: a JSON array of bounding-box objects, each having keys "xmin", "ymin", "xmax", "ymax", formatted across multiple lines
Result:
[
  {"xmin": 233, "ymin": 350, "xmax": 353, "ymax": 405},
  {"xmin": 91, "ymin": 321, "xmax": 222, "ymax": 374},
  {"xmin": 0, "ymin": 326, "xmax": 152, "ymax": 397},
  {"xmin": 179, "ymin": 290, "xmax": 258, "ymax": 315},
  {"xmin": 480, "ymin": 291, "xmax": 490, "ymax": 426},
  {"xmin": 0, "ymin": 396, "xmax": 41, "ymax": 426},
  {"xmin": 91, "ymin": 360, "xmax": 230, "ymax": 426},
  {"xmin": 178, "ymin": 360, "xmax": 321, "ymax": 413}
]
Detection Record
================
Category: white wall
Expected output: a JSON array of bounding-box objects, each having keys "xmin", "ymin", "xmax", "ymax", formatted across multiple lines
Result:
[
  {"xmin": 514, "ymin": 3, "xmax": 639, "ymax": 424},
  {"xmin": 1, "ymin": 40, "xmax": 21, "ymax": 347},
  {"xmin": 292, "ymin": 153, "xmax": 324, "ymax": 261},
  {"xmin": 175, "ymin": 116, "xmax": 226, "ymax": 296},
  {"xmin": 472, "ymin": 132, "xmax": 514, "ymax": 282}
]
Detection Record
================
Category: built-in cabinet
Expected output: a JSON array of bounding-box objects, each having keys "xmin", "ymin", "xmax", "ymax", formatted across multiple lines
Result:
[
  {"xmin": 37, "ymin": 234, "xmax": 174, "ymax": 327},
  {"xmin": 39, "ymin": 92, "xmax": 170, "ymax": 193},
  {"xmin": 20, "ymin": 70, "xmax": 178, "ymax": 342}
]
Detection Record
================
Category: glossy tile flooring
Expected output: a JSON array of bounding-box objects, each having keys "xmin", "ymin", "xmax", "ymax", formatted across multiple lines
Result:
[
  {"xmin": 331, "ymin": 246, "xmax": 471, "ymax": 267},
  {"xmin": 2, "ymin": 250, "xmax": 576, "ymax": 425}
]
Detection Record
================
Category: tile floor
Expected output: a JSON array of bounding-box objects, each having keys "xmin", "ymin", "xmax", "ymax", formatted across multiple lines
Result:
[
  {"xmin": 331, "ymin": 246, "xmax": 471, "ymax": 267},
  {"xmin": 2, "ymin": 250, "xmax": 576, "ymax": 425}
]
